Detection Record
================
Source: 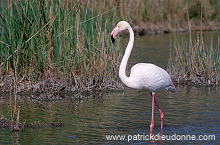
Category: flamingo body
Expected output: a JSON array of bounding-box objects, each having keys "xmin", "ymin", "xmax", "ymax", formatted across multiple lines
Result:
[
  {"xmin": 128, "ymin": 63, "xmax": 174, "ymax": 91},
  {"xmin": 111, "ymin": 21, "xmax": 176, "ymax": 133}
]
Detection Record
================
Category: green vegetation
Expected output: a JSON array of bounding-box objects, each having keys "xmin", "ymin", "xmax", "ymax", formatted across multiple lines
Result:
[
  {"xmin": 0, "ymin": 0, "xmax": 121, "ymax": 93},
  {"xmin": 0, "ymin": 0, "xmax": 219, "ymax": 93}
]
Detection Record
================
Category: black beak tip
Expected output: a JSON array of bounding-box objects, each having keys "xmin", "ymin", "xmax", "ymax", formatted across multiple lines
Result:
[{"xmin": 111, "ymin": 35, "xmax": 115, "ymax": 44}]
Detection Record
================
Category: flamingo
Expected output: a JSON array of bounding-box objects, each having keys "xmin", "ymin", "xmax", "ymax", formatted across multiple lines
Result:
[{"xmin": 111, "ymin": 21, "xmax": 176, "ymax": 133}]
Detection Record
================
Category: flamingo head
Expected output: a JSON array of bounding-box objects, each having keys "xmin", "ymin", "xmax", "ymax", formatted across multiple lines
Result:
[{"xmin": 111, "ymin": 21, "xmax": 130, "ymax": 44}]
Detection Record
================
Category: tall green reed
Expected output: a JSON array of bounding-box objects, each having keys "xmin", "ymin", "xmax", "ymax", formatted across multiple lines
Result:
[{"xmin": 0, "ymin": 0, "xmax": 121, "ymax": 92}]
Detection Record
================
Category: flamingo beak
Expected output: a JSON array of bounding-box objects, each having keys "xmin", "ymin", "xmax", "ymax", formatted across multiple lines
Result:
[
  {"xmin": 170, "ymin": 83, "xmax": 176, "ymax": 93},
  {"xmin": 110, "ymin": 26, "xmax": 120, "ymax": 44},
  {"xmin": 111, "ymin": 35, "xmax": 115, "ymax": 44},
  {"xmin": 166, "ymin": 83, "xmax": 176, "ymax": 93}
]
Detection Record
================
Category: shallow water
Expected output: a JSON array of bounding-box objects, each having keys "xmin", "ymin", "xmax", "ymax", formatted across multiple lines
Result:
[{"xmin": 0, "ymin": 32, "xmax": 220, "ymax": 144}]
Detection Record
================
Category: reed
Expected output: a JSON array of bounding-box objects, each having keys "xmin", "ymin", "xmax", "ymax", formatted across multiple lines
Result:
[
  {"xmin": 0, "ymin": 0, "xmax": 122, "ymax": 93},
  {"xmin": 168, "ymin": 2, "xmax": 220, "ymax": 85},
  {"xmin": 167, "ymin": 32, "xmax": 220, "ymax": 85}
]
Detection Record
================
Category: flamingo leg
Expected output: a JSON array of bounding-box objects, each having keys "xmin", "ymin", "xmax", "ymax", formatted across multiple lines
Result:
[
  {"xmin": 154, "ymin": 97, "xmax": 164, "ymax": 133},
  {"xmin": 150, "ymin": 92, "xmax": 155, "ymax": 133}
]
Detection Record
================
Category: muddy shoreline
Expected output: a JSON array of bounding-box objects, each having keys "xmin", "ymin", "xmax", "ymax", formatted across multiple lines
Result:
[
  {"xmin": 0, "ymin": 75, "xmax": 123, "ymax": 98},
  {"xmin": 131, "ymin": 21, "xmax": 220, "ymax": 35}
]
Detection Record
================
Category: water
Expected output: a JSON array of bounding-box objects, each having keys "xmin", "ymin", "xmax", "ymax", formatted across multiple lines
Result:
[{"xmin": 0, "ymin": 32, "xmax": 220, "ymax": 144}]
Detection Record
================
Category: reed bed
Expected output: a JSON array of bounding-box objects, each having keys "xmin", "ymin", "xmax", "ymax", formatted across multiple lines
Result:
[
  {"xmin": 167, "ymin": 3, "xmax": 220, "ymax": 85},
  {"xmin": 167, "ymin": 32, "xmax": 220, "ymax": 85},
  {"xmin": 0, "ymin": 0, "xmax": 122, "ymax": 93},
  {"xmin": 1, "ymin": 0, "xmax": 220, "ymax": 94}
]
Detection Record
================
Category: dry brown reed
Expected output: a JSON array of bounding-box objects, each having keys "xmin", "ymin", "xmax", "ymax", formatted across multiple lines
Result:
[{"xmin": 167, "ymin": 31, "xmax": 220, "ymax": 85}]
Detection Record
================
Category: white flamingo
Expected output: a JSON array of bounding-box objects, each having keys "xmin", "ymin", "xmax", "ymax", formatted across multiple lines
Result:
[{"xmin": 111, "ymin": 21, "xmax": 176, "ymax": 133}]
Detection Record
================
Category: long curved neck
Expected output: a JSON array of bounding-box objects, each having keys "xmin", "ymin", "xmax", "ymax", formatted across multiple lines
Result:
[{"xmin": 119, "ymin": 26, "xmax": 134, "ymax": 87}]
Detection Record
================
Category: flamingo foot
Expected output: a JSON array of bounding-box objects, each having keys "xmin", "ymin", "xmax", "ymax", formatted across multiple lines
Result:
[
  {"xmin": 150, "ymin": 92, "xmax": 155, "ymax": 133},
  {"xmin": 154, "ymin": 98, "xmax": 164, "ymax": 133},
  {"xmin": 150, "ymin": 121, "xmax": 154, "ymax": 133},
  {"xmin": 158, "ymin": 109, "xmax": 164, "ymax": 133}
]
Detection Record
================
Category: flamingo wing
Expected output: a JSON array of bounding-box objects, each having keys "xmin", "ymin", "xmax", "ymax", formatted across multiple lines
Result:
[{"xmin": 129, "ymin": 63, "xmax": 173, "ymax": 92}]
